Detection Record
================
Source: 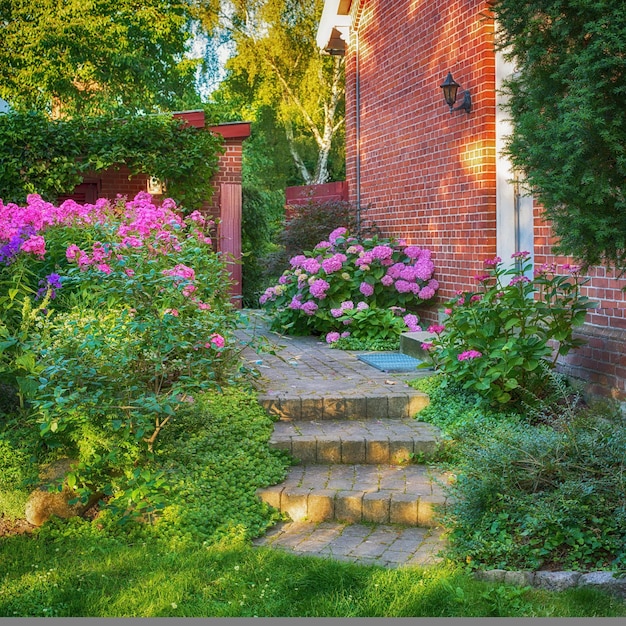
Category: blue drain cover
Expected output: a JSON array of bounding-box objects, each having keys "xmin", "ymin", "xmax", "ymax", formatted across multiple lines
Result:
[{"xmin": 357, "ymin": 352, "xmax": 425, "ymax": 372}]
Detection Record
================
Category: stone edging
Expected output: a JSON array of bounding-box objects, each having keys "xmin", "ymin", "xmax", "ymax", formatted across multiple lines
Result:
[{"xmin": 474, "ymin": 569, "xmax": 626, "ymax": 599}]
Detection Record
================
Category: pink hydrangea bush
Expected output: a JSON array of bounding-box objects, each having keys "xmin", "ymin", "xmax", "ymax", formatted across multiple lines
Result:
[{"xmin": 260, "ymin": 227, "xmax": 438, "ymax": 338}]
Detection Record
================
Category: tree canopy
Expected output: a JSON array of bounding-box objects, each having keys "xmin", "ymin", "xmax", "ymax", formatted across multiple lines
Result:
[
  {"xmin": 0, "ymin": 0, "xmax": 202, "ymax": 118},
  {"xmin": 207, "ymin": 0, "xmax": 345, "ymax": 186},
  {"xmin": 492, "ymin": 0, "xmax": 626, "ymax": 271}
]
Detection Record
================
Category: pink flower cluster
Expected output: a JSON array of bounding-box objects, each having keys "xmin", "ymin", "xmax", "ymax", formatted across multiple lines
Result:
[{"xmin": 458, "ymin": 350, "xmax": 482, "ymax": 361}]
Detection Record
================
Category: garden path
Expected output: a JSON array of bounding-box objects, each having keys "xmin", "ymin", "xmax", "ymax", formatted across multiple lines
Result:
[{"xmin": 235, "ymin": 310, "xmax": 449, "ymax": 569}]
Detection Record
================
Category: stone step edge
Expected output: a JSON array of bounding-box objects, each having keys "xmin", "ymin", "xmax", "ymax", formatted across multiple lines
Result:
[
  {"xmin": 258, "ymin": 392, "xmax": 429, "ymax": 421},
  {"xmin": 271, "ymin": 434, "xmax": 438, "ymax": 465},
  {"xmin": 257, "ymin": 484, "xmax": 447, "ymax": 527}
]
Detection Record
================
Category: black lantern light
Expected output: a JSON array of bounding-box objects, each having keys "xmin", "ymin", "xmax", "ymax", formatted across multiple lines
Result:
[{"xmin": 440, "ymin": 72, "xmax": 471, "ymax": 114}]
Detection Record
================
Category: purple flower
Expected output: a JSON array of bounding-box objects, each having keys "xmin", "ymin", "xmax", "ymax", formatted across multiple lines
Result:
[
  {"xmin": 404, "ymin": 245, "xmax": 422, "ymax": 259},
  {"xmin": 340, "ymin": 300, "xmax": 354, "ymax": 310},
  {"xmin": 359, "ymin": 282, "xmax": 374, "ymax": 297},
  {"xmin": 331, "ymin": 308, "xmax": 343, "ymax": 318},
  {"xmin": 458, "ymin": 350, "xmax": 482, "ymax": 361},
  {"xmin": 326, "ymin": 331, "xmax": 341, "ymax": 343},
  {"xmin": 394, "ymin": 280, "xmax": 413, "ymax": 293},
  {"xmin": 510, "ymin": 276, "xmax": 531, "ymax": 286},
  {"xmin": 288, "ymin": 296, "xmax": 303, "ymax": 309},
  {"xmin": 289, "ymin": 255, "xmax": 307, "ymax": 268},
  {"xmin": 419, "ymin": 286, "xmax": 435, "ymax": 300},
  {"xmin": 329, "ymin": 227, "xmax": 348, "ymax": 244},
  {"xmin": 314, "ymin": 241, "xmax": 332, "ymax": 250},
  {"xmin": 309, "ymin": 279, "xmax": 330, "ymax": 299},
  {"xmin": 301, "ymin": 301, "xmax": 319, "ymax": 315},
  {"xmin": 302, "ymin": 258, "xmax": 321, "ymax": 273},
  {"xmin": 404, "ymin": 314, "xmax": 421, "ymax": 332},
  {"xmin": 370, "ymin": 245, "xmax": 394, "ymax": 260},
  {"xmin": 356, "ymin": 301, "xmax": 369, "ymax": 311},
  {"xmin": 381, "ymin": 275, "xmax": 394, "ymax": 286},
  {"xmin": 321, "ymin": 253, "xmax": 346, "ymax": 273},
  {"xmin": 340, "ymin": 331, "xmax": 351, "ymax": 338}
]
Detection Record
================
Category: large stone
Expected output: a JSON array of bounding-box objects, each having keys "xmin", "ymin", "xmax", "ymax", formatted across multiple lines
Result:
[
  {"xmin": 579, "ymin": 571, "xmax": 626, "ymax": 599},
  {"xmin": 24, "ymin": 459, "xmax": 96, "ymax": 526},
  {"xmin": 534, "ymin": 571, "xmax": 581, "ymax": 592}
]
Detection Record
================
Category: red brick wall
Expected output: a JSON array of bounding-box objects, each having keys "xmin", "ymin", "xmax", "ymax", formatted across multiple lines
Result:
[
  {"xmin": 346, "ymin": 0, "xmax": 497, "ymax": 320},
  {"xmin": 343, "ymin": 0, "xmax": 626, "ymax": 399}
]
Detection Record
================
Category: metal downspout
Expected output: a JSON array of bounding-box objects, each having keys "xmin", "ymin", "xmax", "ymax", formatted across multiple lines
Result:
[{"xmin": 355, "ymin": 27, "xmax": 361, "ymax": 233}]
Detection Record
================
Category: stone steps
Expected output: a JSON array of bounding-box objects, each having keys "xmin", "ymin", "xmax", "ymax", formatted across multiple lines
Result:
[
  {"xmin": 269, "ymin": 418, "xmax": 440, "ymax": 465},
  {"xmin": 258, "ymin": 391, "xmax": 429, "ymax": 421},
  {"xmin": 257, "ymin": 463, "xmax": 450, "ymax": 527}
]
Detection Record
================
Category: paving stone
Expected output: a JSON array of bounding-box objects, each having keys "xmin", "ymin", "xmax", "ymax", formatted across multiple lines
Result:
[
  {"xmin": 340, "ymin": 438, "xmax": 366, "ymax": 464},
  {"xmin": 307, "ymin": 490, "xmax": 335, "ymax": 522},
  {"xmin": 334, "ymin": 491, "xmax": 363, "ymax": 523},
  {"xmin": 317, "ymin": 439, "xmax": 341, "ymax": 463},
  {"xmin": 390, "ymin": 493, "xmax": 419, "ymax": 525},
  {"xmin": 362, "ymin": 493, "xmax": 390, "ymax": 523}
]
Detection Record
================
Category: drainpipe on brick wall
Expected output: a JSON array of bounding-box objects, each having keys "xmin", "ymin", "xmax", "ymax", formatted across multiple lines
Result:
[{"xmin": 355, "ymin": 27, "xmax": 362, "ymax": 233}]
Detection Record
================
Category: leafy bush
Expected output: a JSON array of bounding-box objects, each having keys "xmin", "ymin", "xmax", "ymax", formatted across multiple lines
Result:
[
  {"xmin": 260, "ymin": 227, "xmax": 437, "ymax": 341},
  {"xmin": 0, "ymin": 111, "xmax": 222, "ymax": 209},
  {"xmin": 414, "ymin": 374, "xmax": 626, "ymax": 572},
  {"xmin": 423, "ymin": 253, "xmax": 597, "ymax": 405},
  {"xmin": 263, "ymin": 198, "xmax": 377, "ymax": 281},
  {"xmin": 0, "ymin": 192, "xmax": 244, "ymax": 521}
]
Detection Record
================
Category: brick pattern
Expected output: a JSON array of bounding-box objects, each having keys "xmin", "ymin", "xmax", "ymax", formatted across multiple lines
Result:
[{"xmin": 342, "ymin": 0, "xmax": 626, "ymax": 399}]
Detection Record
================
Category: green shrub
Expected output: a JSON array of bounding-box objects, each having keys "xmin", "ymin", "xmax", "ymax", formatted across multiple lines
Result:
[{"xmin": 424, "ymin": 253, "xmax": 597, "ymax": 405}]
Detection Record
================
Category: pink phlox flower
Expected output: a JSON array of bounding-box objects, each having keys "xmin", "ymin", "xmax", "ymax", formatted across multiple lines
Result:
[
  {"xmin": 484, "ymin": 256, "xmax": 502, "ymax": 266},
  {"xmin": 91, "ymin": 241, "xmax": 110, "ymax": 262},
  {"xmin": 209, "ymin": 333, "xmax": 225, "ymax": 349},
  {"xmin": 458, "ymin": 350, "xmax": 482, "ymax": 361},
  {"xmin": 509, "ymin": 275, "xmax": 531, "ymax": 286},
  {"xmin": 421, "ymin": 342, "xmax": 433, "ymax": 351},
  {"xmin": 470, "ymin": 294, "xmax": 482, "ymax": 302},
  {"xmin": 428, "ymin": 324, "xmax": 445, "ymax": 334},
  {"xmin": 562, "ymin": 263, "xmax": 582, "ymax": 274},
  {"xmin": 359, "ymin": 282, "xmax": 374, "ymax": 297},
  {"xmin": 164, "ymin": 308, "xmax": 179, "ymax": 317},
  {"xmin": 326, "ymin": 331, "xmax": 340, "ymax": 343},
  {"xmin": 328, "ymin": 227, "xmax": 348, "ymax": 244},
  {"xmin": 120, "ymin": 236, "xmax": 143, "ymax": 248},
  {"xmin": 511, "ymin": 251, "xmax": 531, "ymax": 259},
  {"xmin": 65, "ymin": 244, "xmax": 82, "ymax": 262},
  {"xmin": 124, "ymin": 268, "xmax": 135, "ymax": 277},
  {"xmin": 96, "ymin": 263, "xmax": 112, "ymax": 275},
  {"xmin": 196, "ymin": 301, "xmax": 211, "ymax": 310},
  {"xmin": 162, "ymin": 264, "xmax": 195, "ymax": 281},
  {"xmin": 182, "ymin": 284, "xmax": 197, "ymax": 297},
  {"xmin": 474, "ymin": 273, "xmax": 491, "ymax": 282},
  {"xmin": 444, "ymin": 308, "xmax": 453, "ymax": 315},
  {"xmin": 20, "ymin": 235, "xmax": 46, "ymax": 258},
  {"xmin": 301, "ymin": 301, "xmax": 319, "ymax": 315},
  {"xmin": 186, "ymin": 210, "xmax": 206, "ymax": 226}
]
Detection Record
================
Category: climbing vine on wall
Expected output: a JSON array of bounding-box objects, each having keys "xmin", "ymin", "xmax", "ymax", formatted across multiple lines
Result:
[{"xmin": 0, "ymin": 111, "xmax": 223, "ymax": 210}]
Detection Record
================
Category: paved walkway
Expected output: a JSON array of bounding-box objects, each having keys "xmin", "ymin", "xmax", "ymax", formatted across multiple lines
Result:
[{"xmin": 237, "ymin": 311, "xmax": 448, "ymax": 569}]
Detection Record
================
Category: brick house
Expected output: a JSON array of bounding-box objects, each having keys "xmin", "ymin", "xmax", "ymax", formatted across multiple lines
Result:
[
  {"xmin": 59, "ymin": 112, "xmax": 250, "ymax": 303},
  {"xmin": 317, "ymin": 0, "xmax": 626, "ymax": 400}
]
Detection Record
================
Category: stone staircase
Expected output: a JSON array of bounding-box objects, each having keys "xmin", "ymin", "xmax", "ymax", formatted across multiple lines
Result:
[{"xmin": 256, "ymin": 395, "xmax": 450, "ymax": 529}]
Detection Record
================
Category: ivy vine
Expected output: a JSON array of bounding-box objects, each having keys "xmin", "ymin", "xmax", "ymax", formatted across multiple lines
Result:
[{"xmin": 0, "ymin": 111, "xmax": 224, "ymax": 210}]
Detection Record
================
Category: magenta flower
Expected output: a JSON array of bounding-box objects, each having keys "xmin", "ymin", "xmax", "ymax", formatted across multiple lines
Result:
[
  {"xmin": 329, "ymin": 227, "xmax": 348, "ymax": 243},
  {"xmin": 428, "ymin": 324, "xmax": 445, "ymax": 334},
  {"xmin": 309, "ymin": 279, "xmax": 330, "ymax": 298},
  {"xmin": 484, "ymin": 256, "xmax": 502, "ymax": 266},
  {"xmin": 340, "ymin": 300, "xmax": 354, "ymax": 310},
  {"xmin": 458, "ymin": 350, "xmax": 482, "ymax": 361},
  {"xmin": 301, "ymin": 301, "xmax": 319, "ymax": 315},
  {"xmin": 289, "ymin": 255, "xmax": 307, "ymax": 268},
  {"xmin": 302, "ymin": 258, "xmax": 322, "ymax": 273},
  {"xmin": 394, "ymin": 280, "xmax": 412, "ymax": 293},
  {"xmin": 209, "ymin": 333, "xmax": 225, "ymax": 349},
  {"xmin": 20, "ymin": 235, "xmax": 46, "ymax": 258},
  {"xmin": 321, "ymin": 253, "xmax": 347, "ymax": 273},
  {"xmin": 511, "ymin": 251, "xmax": 530, "ymax": 259},
  {"xmin": 357, "ymin": 301, "xmax": 369, "ymax": 311},
  {"xmin": 404, "ymin": 314, "xmax": 421, "ymax": 332},
  {"xmin": 340, "ymin": 331, "xmax": 351, "ymax": 338},
  {"xmin": 326, "ymin": 331, "xmax": 340, "ymax": 343},
  {"xmin": 403, "ymin": 245, "xmax": 422, "ymax": 259},
  {"xmin": 421, "ymin": 342, "xmax": 433, "ymax": 351},
  {"xmin": 359, "ymin": 282, "xmax": 374, "ymax": 297},
  {"xmin": 331, "ymin": 308, "xmax": 343, "ymax": 318},
  {"xmin": 418, "ymin": 286, "xmax": 435, "ymax": 300},
  {"xmin": 381, "ymin": 275, "xmax": 394, "ymax": 286},
  {"xmin": 510, "ymin": 276, "xmax": 531, "ymax": 286},
  {"xmin": 370, "ymin": 245, "xmax": 394, "ymax": 260}
]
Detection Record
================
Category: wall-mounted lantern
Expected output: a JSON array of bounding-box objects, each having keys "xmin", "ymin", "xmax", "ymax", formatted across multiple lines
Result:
[
  {"xmin": 440, "ymin": 72, "xmax": 472, "ymax": 114},
  {"xmin": 147, "ymin": 176, "xmax": 164, "ymax": 195}
]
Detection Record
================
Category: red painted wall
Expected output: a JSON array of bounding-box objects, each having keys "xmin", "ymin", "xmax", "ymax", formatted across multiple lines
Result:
[{"xmin": 342, "ymin": 0, "xmax": 626, "ymax": 399}]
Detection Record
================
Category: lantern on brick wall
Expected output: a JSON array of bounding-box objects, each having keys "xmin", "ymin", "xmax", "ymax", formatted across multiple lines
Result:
[{"xmin": 440, "ymin": 73, "xmax": 472, "ymax": 114}]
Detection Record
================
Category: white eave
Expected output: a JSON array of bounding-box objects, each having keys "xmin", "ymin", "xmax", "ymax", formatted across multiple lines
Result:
[{"xmin": 316, "ymin": 0, "xmax": 352, "ymax": 54}]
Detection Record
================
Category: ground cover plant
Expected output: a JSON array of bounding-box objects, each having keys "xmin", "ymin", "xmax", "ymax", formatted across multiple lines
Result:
[
  {"xmin": 259, "ymin": 226, "xmax": 436, "ymax": 342},
  {"xmin": 412, "ymin": 374, "xmax": 626, "ymax": 574}
]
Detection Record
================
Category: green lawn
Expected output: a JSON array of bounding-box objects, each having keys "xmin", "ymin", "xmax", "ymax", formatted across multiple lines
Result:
[{"xmin": 1, "ymin": 530, "xmax": 625, "ymax": 618}]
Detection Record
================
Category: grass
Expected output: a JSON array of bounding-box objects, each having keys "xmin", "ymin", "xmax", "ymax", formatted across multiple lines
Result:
[{"xmin": 1, "ymin": 531, "xmax": 625, "ymax": 617}]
